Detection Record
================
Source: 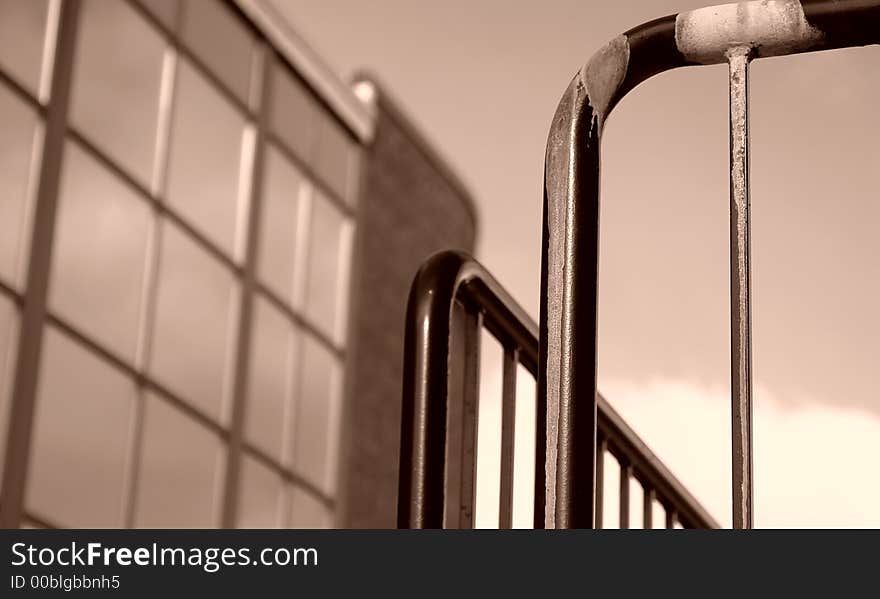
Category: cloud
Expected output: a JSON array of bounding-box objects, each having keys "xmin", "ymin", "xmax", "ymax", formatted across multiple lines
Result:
[
  {"xmin": 473, "ymin": 344, "xmax": 880, "ymax": 528},
  {"xmin": 597, "ymin": 378, "xmax": 880, "ymax": 528}
]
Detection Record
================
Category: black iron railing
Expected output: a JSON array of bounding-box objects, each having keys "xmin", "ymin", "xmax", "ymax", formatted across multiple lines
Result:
[
  {"xmin": 399, "ymin": 0, "xmax": 877, "ymax": 530},
  {"xmin": 540, "ymin": 0, "xmax": 879, "ymax": 529},
  {"xmin": 398, "ymin": 251, "xmax": 718, "ymax": 529}
]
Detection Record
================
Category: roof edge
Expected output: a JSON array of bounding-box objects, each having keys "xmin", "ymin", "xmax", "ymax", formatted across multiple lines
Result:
[
  {"xmin": 233, "ymin": 0, "xmax": 376, "ymax": 143},
  {"xmin": 352, "ymin": 71, "xmax": 480, "ymax": 237}
]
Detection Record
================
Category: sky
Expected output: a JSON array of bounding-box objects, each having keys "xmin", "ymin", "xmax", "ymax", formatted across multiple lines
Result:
[{"xmin": 271, "ymin": 0, "xmax": 880, "ymax": 527}]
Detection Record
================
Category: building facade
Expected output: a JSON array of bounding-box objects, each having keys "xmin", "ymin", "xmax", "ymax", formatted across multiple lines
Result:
[{"xmin": 0, "ymin": 0, "xmax": 475, "ymax": 528}]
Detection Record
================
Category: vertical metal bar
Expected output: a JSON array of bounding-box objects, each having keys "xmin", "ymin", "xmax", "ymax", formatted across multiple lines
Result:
[
  {"xmin": 498, "ymin": 346, "xmax": 518, "ymax": 529},
  {"xmin": 727, "ymin": 46, "xmax": 754, "ymax": 530},
  {"xmin": 455, "ymin": 305, "xmax": 481, "ymax": 528},
  {"xmin": 0, "ymin": 0, "xmax": 80, "ymax": 529},
  {"xmin": 540, "ymin": 86, "xmax": 601, "ymax": 529},
  {"xmin": 643, "ymin": 486, "xmax": 654, "ymax": 529},
  {"xmin": 220, "ymin": 45, "xmax": 271, "ymax": 528},
  {"xmin": 442, "ymin": 301, "xmax": 465, "ymax": 528},
  {"xmin": 665, "ymin": 507, "xmax": 676, "ymax": 530},
  {"xmin": 595, "ymin": 436, "xmax": 606, "ymax": 529},
  {"xmin": 619, "ymin": 461, "xmax": 631, "ymax": 529},
  {"xmin": 399, "ymin": 259, "xmax": 470, "ymax": 529},
  {"xmin": 443, "ymin": 302, "xmax": 481, "ymax": 529}
]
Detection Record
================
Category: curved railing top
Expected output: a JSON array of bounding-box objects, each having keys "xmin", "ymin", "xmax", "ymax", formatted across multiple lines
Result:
[
  {"xmin": 550, "ymin": 0, "xmax": 879, "ymax": 135},
  {"xmin": 399, "ymin": 251, "xmax": 542, "ymax": 528},
  {"xmin": 541, "ymin": 0, "xmax": 879, "ymax": 529},
  {"xmin": 399, "ymin": 250, "xmax": 720, "ymax": 528}
]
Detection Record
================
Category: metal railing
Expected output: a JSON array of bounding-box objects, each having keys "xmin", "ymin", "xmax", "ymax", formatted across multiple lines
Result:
[
  {"xmin": 540, "ymin": 0, "xmax": 879, "ymax": 529},
  {"xmin": 398, "ymin": 251, "xmax": 718, "ymax": 529},
  {"xmin": 398, "ymin": 0, "xmax": 877, "ymax": 530}
]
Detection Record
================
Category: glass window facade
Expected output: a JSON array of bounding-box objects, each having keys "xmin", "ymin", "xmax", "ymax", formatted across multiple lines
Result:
[
  {"xmin": 237, "ymin": 454, "xmax": 283, "ymax": 529},
  {"xmin": 0, "ymin": 0, "xmax": 357, "ymax": 529},
  {"xmin": 69, "ymin": 0, "xmax": 166, "ymax": 187},
  {"xmin": 27, "ymin": 327, "xmax": 136, "ymax": 528},
  {"xmin": 49, "ymin": 142, "xmax": 151, "ymax": 362},
  {"xmin": 136, "ymin": 392, "xmax": 224, "ymax": 528},
  {"xmin": 0, "ymin": 0, "xmax": 53, "ymax": 98}
]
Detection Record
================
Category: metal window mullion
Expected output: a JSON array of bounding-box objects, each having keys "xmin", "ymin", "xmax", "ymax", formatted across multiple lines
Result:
[
  {"xmin": 0, "ymin": 281, "xmax": 21, "ymax": 304},
  {"xmin": 264, "ymin": 131, "xmax": 354, "ymax": 219},
  {"xmin": 290, "ymin": 173, "xmax": 313, "ymax": 314},
  {"xmin": 65, "ymin": 127, "xmax": 245, "ymax": 277},
  {"xmin": 128, "ymin": 0, "xmax": 255, "ymax": 122},
  {"xmin": 255, "ymin": 280, "xmax": 342, "ymax": 358},
  {"xmin": 240, "ymin": 436, "xmax": 332, "ymax": 509},
  {"xmin": 278, "ymin": 327, "xmax": 304, "ymax": 528},
  {"xmin": 0, "ymin": 0, "xmax": 81, "ymax": 529},
  {"xmin": 42, "ymin": 311, "xmax": 217, "ymax": 432},
  {"xmin": 220, "ymin": 44, "xmax": 273, "ymax": 529},
  {"xmin": 121, "ymin": 35, "xmax": 181, "ymax": 529}
]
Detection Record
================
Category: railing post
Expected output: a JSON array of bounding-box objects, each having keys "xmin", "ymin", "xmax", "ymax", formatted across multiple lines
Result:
[
  {"xmin": 399, "ymin": 251, "xmax": 720, "ymax": 529},
  {"xmin": 619, "ymin": 462, "xmax": 632, "ymax": 529},
  {"xmin": 541, "ymin": 66, "xmax": 609, "ymax": 529},
  {"xmin": 727, "ymin": 45, "xmax": 754, "ymax": 530},
  {"xmin": 498, "ymin": 346, "xmax": 519, "ymax": 529},
  {"xmin": 444, "ymin": 302, "xmax": 481, "ymax": 528}
]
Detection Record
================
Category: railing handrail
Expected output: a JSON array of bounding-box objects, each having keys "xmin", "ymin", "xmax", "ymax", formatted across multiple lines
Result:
[
  {"xmin": 541, "ymin": 0, "xmax": 880, "ymax": 528},
  {"xmin": 399, "ymin": 250, "xmax": 719, "ymax": 529},
  {"xmin": 398, "ymin": 250, "xmax": 541, "ymax": 528}
]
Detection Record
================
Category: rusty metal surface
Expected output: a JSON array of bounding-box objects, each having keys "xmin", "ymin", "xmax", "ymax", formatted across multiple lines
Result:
[
  {"xmin": 727, "ymin": 46, "xmax": 754, "ymax": 530},
  {"xmin": 676, "ymin": 0, "xmax": 823, "ymax": 63}
]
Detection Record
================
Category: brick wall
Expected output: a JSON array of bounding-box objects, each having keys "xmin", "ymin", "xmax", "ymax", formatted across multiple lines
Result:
[{"xmin": 337, "ymin": 77, "xmax": 477, "ymax": 528}]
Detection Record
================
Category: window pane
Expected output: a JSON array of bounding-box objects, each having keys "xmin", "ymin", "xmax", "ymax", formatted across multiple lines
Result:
[
  {"xmin": 312, "ymin": 114, "xmax": 354, "ymax": 203},
  {"xmin": 27, "ymin": 327, "xmax": 135, "ymax": 527},
  {"xmin": 70, "ymin": 0, "xmax": 165, "ymax": 186},
  {"xmin": 136, "ymin": 393, "xmax": 223, "ymax": 528},
  {"xmin": 246, "ymin": 295, "xmax": 297, "ymax": 462},
  {"xmin": 270, "ymin": 65, "xmax": 316, "ymax": 162},
  {"xmin": 166, "ymin": 60, "xmax": 248, "ymax": 257},
  {"xmin": 150, "ymin": 222, "xmax": 237, "ymax": 421},
  {"xmin": 0, "ymin": 84, "xmax": 41, "ymax": 290},
  {"xmin": 238, "ymin": 454, "xmax": 282, "ymax": 528},
  {"xmin": 257, "ymin": 145, "xmax": 305, "ymax": 304},
  {"xmin": 0, "ymin": 0, "xmax": 50, "ymax": 97},
  {"xmin": 288, "ymin": 485, "xmax": 331, "ymax": 528},
  {"xmin": 303, "ymin": 193, "xmax": 352, "ymax": 344},
  {"xmin": 49, "ymin": 143, "xmax": 150, "ymax": 362},
  {"xmin": 292, "ymin": 336, "xmax": 341, "ymax": 494},
  {"xmin": 180, "ymin": 0, "xmax": 256, "ymax": 104},
  {"xmin": 0, "ymin": 295, "xmax": 19, "ymax": 489}
]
